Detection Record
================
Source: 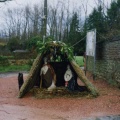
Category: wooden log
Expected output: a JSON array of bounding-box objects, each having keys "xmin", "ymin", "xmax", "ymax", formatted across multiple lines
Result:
[
  {"xmin": 70, "ymin": 60, "xmax": 99, "ymax": 97},
  {"xmin": 18, "ymin": 54, "xmax": 43, "ymax": 98}
]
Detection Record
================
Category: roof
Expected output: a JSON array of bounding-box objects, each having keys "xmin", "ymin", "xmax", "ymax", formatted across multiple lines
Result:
[{"xmin": 13, "ymin": 50, "xmax": 29, "ymax": 53}]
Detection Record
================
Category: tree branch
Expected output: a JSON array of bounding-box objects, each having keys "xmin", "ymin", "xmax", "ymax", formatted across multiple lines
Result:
[{"xmin": 0, "ymin": 0, "xmax": 12, "ymax": 2}]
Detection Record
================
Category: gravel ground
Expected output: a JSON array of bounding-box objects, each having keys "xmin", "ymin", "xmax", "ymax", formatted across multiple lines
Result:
[{"xmin": 0, "ymin": 72, "xmax": 120, "ymax": 120}]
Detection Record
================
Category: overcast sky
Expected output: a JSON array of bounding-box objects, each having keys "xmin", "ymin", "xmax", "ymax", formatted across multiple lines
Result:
[
  {"xmin": 0, "ymin": 0, "xmax": 111, "ymax": 28},
  {"xmin": 0, "ymin": 0, "xmax": 111, "ymax": 12}
]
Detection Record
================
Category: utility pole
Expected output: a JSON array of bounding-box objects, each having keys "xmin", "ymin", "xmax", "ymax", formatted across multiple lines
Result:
[
  {"xmin": 42, "ymin": 0, "xmax": 47, "ymax": 43},
  {"xmin": 0, "ymin": 0, "xmax": 12, "ymax": 2},
  {"xmin": 44, "ymin": 0, "xmax": 47, "ymax": 37}
]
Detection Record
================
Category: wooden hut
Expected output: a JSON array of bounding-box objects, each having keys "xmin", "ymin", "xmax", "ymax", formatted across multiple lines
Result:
[{"xmin": 18, "ymin": 41, "xmax": 99, "ymax": 98}]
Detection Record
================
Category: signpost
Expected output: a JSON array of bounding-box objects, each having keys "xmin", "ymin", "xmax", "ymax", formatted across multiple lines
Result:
[
  {"xmin": 42, "ymin": 0, "xmax": 47, "ymax": 43},
  {"xmin": 0, "ymin": 0, "xmax": 6, "ymax": 1},
  {"xmin": 44, "ymin": 0, "xmax": 47, "ymax": 37},
  {"xmin": 86, "ymin": 29, "xmax": 96, "ymax": 80}
]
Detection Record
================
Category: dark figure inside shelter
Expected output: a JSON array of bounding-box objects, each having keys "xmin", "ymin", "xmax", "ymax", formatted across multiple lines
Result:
[
  {"xmin": 18, "ymin": 73, "xmax": 24, "ymax": 90},
  {"xmin": 39, "ymin": 57, "xmax": 89, "ymax": 92},
  {"xmin": 38, "ymin": 44, "xmax": 89, "ymax": 92}
]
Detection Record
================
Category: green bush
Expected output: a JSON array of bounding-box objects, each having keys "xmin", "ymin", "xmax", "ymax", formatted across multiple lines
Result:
[
  {"xmin": 7, "ymin": 37, "xmax": 20, "ymax": 51},
  {"xmin": 27, "ymin": 36, "xmax": 43, "ymax": 52},
  {"xmin": 0, "ymin": 55, "xmax": 10, "ymax": 66},
  {"xmin": 0, "ymin": 56, "xmax": 7, "ymax": 61},
  {"xmin": 0, "ymin": 55, "xmax": 14, "ymax": 60},
  {"xmin": 0, "ymin": 65, "xmax": 31, "ymax": 73}
]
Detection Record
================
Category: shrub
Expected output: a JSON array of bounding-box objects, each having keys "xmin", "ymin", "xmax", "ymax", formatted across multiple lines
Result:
[
  {"xmin": 0, "ymin": 55, "xmax": 9, "ymax": 66},
  {"xmin": 7, "ymin": 37, "xmax": 20, "ymax": 51},
  {"xmin": 27, "ymin": 36, "xmax": 43, "ymax": 52}
]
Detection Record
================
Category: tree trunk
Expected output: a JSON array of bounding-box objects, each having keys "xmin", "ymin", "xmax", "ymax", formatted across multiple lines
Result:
[
  {"xmin": 18, "ymin": 54, "xmax": 43, "ymax": 98},
  {"xmin": 70, "ymin": 60, "xmax": 99, "ymax": 97}
]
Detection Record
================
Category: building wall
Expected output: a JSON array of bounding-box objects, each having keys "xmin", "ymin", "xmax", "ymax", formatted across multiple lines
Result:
[{"xmin": 86, "ymin": 38, "xmax": 120, "ymax": 86}]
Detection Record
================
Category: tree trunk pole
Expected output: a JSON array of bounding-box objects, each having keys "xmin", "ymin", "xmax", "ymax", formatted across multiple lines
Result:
[{"xmin": 70, "ymin": 60, "xmax": 99, "ymax": 97}]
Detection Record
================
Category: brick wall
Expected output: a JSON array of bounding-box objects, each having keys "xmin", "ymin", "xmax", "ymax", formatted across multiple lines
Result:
[{"xmin": 86, "ymin": 37, "xmax": 120, "ymax": 86}]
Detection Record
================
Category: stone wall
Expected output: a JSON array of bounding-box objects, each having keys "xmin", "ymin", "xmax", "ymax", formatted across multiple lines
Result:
[{"xmin": 86, "ymin": 37, "xmax": 120, "ymax": 86}]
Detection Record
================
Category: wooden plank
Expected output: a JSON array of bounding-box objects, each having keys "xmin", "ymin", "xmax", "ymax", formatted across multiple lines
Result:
[{"xmin": 70, "ymin": 60, "xmax": 99, "ymax": 97}]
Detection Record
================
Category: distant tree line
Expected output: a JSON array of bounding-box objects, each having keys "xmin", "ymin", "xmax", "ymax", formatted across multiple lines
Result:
[{"xmin": 0, "ymin": 0, "xmax": 120, "ymax": 55}]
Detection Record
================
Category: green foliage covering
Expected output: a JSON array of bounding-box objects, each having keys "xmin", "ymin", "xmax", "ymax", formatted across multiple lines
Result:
[{"xmin": 37, "ymin": 40, "xmax": 74, "ymax": 61}]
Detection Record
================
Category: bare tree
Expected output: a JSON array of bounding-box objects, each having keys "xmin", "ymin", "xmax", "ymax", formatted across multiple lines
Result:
[
  {"xmin": 63, "ymin": 0, "xmax": 70, "ymax": 42},
  {"xmin": 21, "ymin": 5, "xmax": 30, "ymax": 41},
  {"xmin": 47, "ymin": 1, "xmax": 69, "ymax": 41},
  {"xmin": 4, "ymin": 8, "xmax": 23, "ymax": 39},
  {"xmin": 2, "ymin": 0, "xmax": 89, "ymax": 44},
  {"xmin": 82, "ymin": 0, "xmax": 88, "ymax": 32},
  {"xmin": 48, "ymin": 6, "xmax": 57, "ymax": 39}
]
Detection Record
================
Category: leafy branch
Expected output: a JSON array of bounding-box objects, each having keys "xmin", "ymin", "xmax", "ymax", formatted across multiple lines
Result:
[{"xmin": 37, "ymin": 40, "xmax": 74, "ymax": 61}]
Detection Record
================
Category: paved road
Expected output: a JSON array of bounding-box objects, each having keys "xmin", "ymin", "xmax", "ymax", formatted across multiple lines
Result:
[
  {"xmin": 83, "ymin": 115, "xmax": 120, "ymax": 120},
  {"xmin": 0, "ymin": 104, "xmax": 120, "ymax": 120},
  {"xmin": 0, "ymin": 72, "xmax": 120, "ymax": 120},
  {"xmin": 0, "ymin": 71, "xmax": 28, "ymax": 78}
]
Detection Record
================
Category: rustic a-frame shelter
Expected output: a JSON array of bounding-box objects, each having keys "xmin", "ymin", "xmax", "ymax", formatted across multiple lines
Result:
[{"xmin": 18, "ymin": 41, "xmax": 99, "ymax": 98}]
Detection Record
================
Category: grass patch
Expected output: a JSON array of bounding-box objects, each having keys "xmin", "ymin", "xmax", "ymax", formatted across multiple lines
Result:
[
  {"xmin": 0, "ymin": 56, "xmax": 83, "ymax": 73},
  {"xmin": 0, "ymin": 65, "xmax": 31, "ymax": 73},
  {"xmin": 74, "ymin": 56, "xmax": 84, "ymax": 66},
  {"xmin": 0, "ymin": 42, "xmax": 7, "ymax": 46},
  {"xmin": 0, "ymin": 56, "xmax": 14, "ymax": 62}
]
